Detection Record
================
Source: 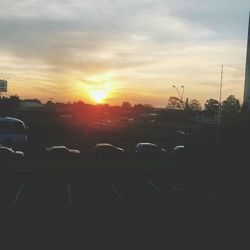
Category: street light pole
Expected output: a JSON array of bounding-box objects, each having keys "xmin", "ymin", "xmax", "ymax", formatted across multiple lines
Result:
[
  {"xmin": 172, "ymin": 85, "xmax": 184, "ymax": 109},
  {"xmin": 172, "ymin": 84, "xmax": 188, "ymax": 134},
  {"xmin": 172, "ymin": 85, "xmax": 183, "ymax": 101}
]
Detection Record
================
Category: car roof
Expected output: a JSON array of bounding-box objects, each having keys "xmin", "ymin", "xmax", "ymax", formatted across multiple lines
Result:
[
  {"xmin": 174, "ymin": 145, "xmax": 185, "ymax": 150},
  {"xmin": 0, "ymin": 117, "xmax": 25, "ymax": 124},
  {"xmin": 46, "ymin": 146, "xmax": 68, "ymax": 150},
  {"xmin": 94, "ymin": 143, "xmax": 114, "ymax": 148},
  {"xmin": 136, "ymin": 143, "xmax": 158, "ymax": 147}
]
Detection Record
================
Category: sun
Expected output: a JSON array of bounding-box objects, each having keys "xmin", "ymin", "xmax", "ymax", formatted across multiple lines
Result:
[{"xmin": 91, "ymin": 90, "xmax": 108, "ymax": 103}]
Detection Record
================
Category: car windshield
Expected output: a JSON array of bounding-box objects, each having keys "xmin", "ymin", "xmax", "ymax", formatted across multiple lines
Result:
[
  {"xmin": 97, "ymin": 145, "xmax": 114, "ymax": 150},
  {"xmin": 12, "ymin": 122, "xmax": 25, "ymax": 134},
  {"xmin": 0, "ymin": 147, "xmax": 14, "ymax": 153},
  {"xmin": 0, "ymin": 121, "xmax": 12, "ymax": 131},
  {"xmin": 148, "ymin": 145, "xmax": 159, "ymax": 151}
]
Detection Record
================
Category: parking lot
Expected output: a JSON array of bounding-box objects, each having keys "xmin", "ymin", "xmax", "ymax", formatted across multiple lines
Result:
[
  {"xmin": 0, "ymin": 121, "xmax": 239, "ymax": 249},
  {"xmin": 1, "ymin": 174, "xmax": 216, "ymax": 209},
  {"xmin": 0, "ymin": 172, "xmax": 219, "ymax": 249}
]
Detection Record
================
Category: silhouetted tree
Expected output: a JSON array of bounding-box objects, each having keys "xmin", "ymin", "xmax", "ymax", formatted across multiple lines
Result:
[
  {"xmin": 143, "ymin": 104, "xmax": 154, "ymax": 108},
  {"xmin": 133, "ymin": 104, "xmax": 154, "ymax": 115},
  {"xmin": 9, "ymin": 95, "xmax": 20, "ymax": 104},
  {"xmin": 222, "ymin": 95, "xmax": 241, "ymax": 122},
  {"xmin": 46, "ymin": 100, "xmax": 54, "ymax": 105},
  {"xmin": 9, "ymin": 95, "xmax": 20, "ymax": 113},
  {"xmin": 133, "ymin": 104, "xmax": 144, "ymax": 111},
  {"xmin": 167, "ymin": 96, "xmax": 183, "ymax": 110},
  {"xmin": 23, "ymin": 98, "xmax": 41, "ymax": 104},
  {"xmin": 121, "ymin": 102, "xmax": 132, "ymax": 110},
  {"xmin": 121, "ymin": 102, "xmax": 132, "ymax": 116},
  {"xmin": 189, "ymin": 99, "xmax": 202, "ymax": 111},
  {"xmin": 222, "ymin": 95, "xmax": 240, "ymax": 113},
  {"xmin": 204, "ymin": 99, "xmax": 219, "ymax": 115}
]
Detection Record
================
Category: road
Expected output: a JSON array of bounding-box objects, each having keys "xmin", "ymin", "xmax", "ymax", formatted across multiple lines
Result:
[{"xmin": 0, "ymin": 173, "xmax": 218, "ymax": 249}]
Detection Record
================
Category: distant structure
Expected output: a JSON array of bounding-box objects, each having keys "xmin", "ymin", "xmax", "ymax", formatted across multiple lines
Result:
[
  {"xmin": 244, "ymin": 13, "xmax": 250, "ymax": 106},
  {"xmin": 0, "ymin": 79, "xmax": 8, "ymax": 94},
  {"xmin": 19, "ymin": 101, "xmax": 44, "ymax": 111}
]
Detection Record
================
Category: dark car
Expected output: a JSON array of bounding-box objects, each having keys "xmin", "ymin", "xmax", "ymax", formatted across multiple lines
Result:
[
  {"xmin": 175, "ymin": 130, "xmax": 189, "ymax": 137},
  {"xmin": 173, "ymin": 145, "xmax": 185, "ymax": 152},
  {"xmin": 45, "ymin": 146, "xmax": 80, "ymax": 159},
  {"xmin": 171, "ymin": 145, "xmax": 185, "ymax": 158},
  {"xmin": 0, "ymin": 146, "xmax": 24, "ymax": 160},
  {"xmin": 93, "ymin": 143, "xmax": 125, "ymax": 159},
  {"xmin": 135, "ymin": 143, "xmax": 167, "ymax": 158}
]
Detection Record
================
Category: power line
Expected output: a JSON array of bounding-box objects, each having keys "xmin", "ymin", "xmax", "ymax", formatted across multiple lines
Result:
[{"xmin": 85, "ymin": 0, "xmax": 128, "ymax": 41}]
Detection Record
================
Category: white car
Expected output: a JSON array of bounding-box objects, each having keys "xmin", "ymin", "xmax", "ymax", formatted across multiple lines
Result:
[
  {"xmin": 135, "ymin": 143, "xmax": 167, "ymax": 158},
  {"xmin": 93, "ymin": 143, "xmax": 125, "ymax": 158},
  {"xmin": 0, "ymin": 146, "xmax": 24, "ymax": 160},
  {"xmin": 45, "ymin": 146, "xmax": 80, "ymax": 159},
  {"xmin": 0, "ymin": 117, "xmax": 28, "ymax": 145},
  {"xmin": 175, "ymin": 130, "xmax": 189, "ymax": 137},
  {"xmin": 173, "ymin": 145, "xmax": 185, "ymax": 152}
]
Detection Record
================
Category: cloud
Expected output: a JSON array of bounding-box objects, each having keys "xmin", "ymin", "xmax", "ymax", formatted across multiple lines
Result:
[{"xmin": 0, "ymin": 0, "xmax": 248, "ymax": 105}]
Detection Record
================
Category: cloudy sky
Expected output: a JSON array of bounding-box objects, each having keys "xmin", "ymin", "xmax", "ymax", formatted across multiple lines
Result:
[{"xmin": 0, "ymin": 0, "xmax": 249, "ymax": 106}]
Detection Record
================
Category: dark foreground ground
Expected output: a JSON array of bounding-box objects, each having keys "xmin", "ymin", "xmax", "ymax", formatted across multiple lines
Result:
[
  {"xmin": 0, "ymin": 157, "xmax": 247, "ymax": 250},
  {"xmin": 0, "ymin": 171, "xmax": 218, "ymax": 250},
  {"xmin": 0, "ymin": 123, "xmax": 248, "ymax": 249}
]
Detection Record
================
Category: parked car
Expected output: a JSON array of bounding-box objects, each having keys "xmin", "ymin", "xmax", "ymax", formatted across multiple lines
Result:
[
  {"xmin": 171, "ymin": 145, "xmax": 187, "ymax": 166},
  {"xmin": 93, "ymin": 143, "xmax": 125, "ymax": 159},
  {"xmin": 135, "ymin": 143, "xmax": 167, "ymax": 158},
  {"xmin": 0, "ymin": 117, "xmax": 28, "ymax": 146},
  {"xmin": 175, "ymin": 130, "xmax": 189, "ymax": 137},
  {"xmin": 0, "ymin": 146, "xmax": 24, "ymax": 160},
  {"xmin": 171, "ymin": 145, "xmax": 185, "ymax": 158},
  {"xmin": 173, "ymin": 145, "xmax": 185, "ymax": 152},
  {"xmin": 45, "ymin": 146, "xmax": 80, "ymax": 159}
]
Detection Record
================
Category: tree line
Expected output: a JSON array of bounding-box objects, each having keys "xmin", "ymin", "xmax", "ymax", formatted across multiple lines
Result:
[
  {"xmin": 0, "ymin": 94, "xmax": 243, "ymax": 121},
  {"xmin": 167, "ymin": 95, "xmax": 240, "ymax": 112},
  {"xmin": 167, "ymin": 95, "xmax": 240, "ymax": 113}
]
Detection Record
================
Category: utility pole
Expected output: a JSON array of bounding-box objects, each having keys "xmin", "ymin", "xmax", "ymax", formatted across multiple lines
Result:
[
  {"xmin": 218, "ymin": 64, "xmax": 224, "ymax": 124},
  {"xmin": 243, "ymin": 12, "xmax": 250, "ymax": 107}
]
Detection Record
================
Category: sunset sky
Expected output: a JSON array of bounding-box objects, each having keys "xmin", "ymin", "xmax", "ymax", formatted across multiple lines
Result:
[{"xmin": 0, "ymin": 0, "xmax": 249, "ymax": 106}]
